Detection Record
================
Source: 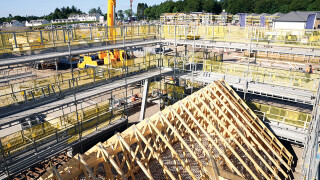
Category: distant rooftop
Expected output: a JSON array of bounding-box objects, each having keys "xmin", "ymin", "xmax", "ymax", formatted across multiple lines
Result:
[
  {"xmin": 272, "ymin": 12, "xmax": 284, "ymax": 17},
  {"xmin": 29, "ymin": 19, "xmax": 48, "ymax": 23},
  {"xmin": 273, "ymin": 11, "xmax": 320, "ymax": 22},
  {"xmin": 69, "ymin": 13, "xmax": 101, "ymax": 18}
]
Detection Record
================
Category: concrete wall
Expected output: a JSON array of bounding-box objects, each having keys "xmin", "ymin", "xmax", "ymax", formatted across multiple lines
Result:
[{"xmin": 273, "ymin": 22, "xmax": 305, "ymax": 30}]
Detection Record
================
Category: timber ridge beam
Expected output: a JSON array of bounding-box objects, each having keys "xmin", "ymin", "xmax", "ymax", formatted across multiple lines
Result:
[{"xmin": 40, "ymin": 80, "xmax": 293, "ymax": 180}]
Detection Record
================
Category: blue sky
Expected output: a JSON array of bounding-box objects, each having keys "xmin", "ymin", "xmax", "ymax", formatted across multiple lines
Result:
[{"xmin": 0, "ymin": 0, "xmax": 167, "ymax": 17}]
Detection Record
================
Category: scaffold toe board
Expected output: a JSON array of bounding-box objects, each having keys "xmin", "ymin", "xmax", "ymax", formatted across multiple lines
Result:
[{"xmin": 40, "ymin": 80, "xmax": 293, "ymax": 180}]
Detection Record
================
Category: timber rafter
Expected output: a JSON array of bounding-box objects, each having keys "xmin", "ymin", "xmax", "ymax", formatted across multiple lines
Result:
[{"xmin": 40, "ymin": 80, "xmax": 292, "ymax": 180}]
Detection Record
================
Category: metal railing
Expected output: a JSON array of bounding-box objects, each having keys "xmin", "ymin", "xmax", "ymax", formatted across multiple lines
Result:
[
  {"xmin": 203, "ymin": 60, "xmax": 319, "ymax": 91},
  {"xmin": 249, "ymin": 104, "xmax": 311, "ymax": 130},
  {"xmin": 147, "ymin": 54, "xmax": 319, "ymax": 92},
  {"xmin": 2, "ymin": 24, "xmax": 320, "ymax": 55},
  {"xmin": 0, "ymin": 84, "xmax": 145, "ymax": 176},
  {"xmin": 0, "ymin": 25, "xmax": 159, "ymax": 54},
  {"xmin": 162, "ymin": 25, "xmax": 320, "ymax": 48},
  {"xmin": 301, "ymin": 79, "xmax": 320, "ymax": 179},
  {"xmin": 0, "ymin": 57, "xmax": 160, "ymax": 110}
]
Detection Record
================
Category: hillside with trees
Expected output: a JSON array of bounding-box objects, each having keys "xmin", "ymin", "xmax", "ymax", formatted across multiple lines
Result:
[
  {"xmin": 0, "ymin": 6, "xmax": 84, "ymax": 23},
  {"xmin": 46, "ymin": 6, "xmax": 84, "ymax": 21},
  {"xmin": 143, "ymin": 0, "xmax": 320, "ymax": 20},
  {"xmin": 1, "ymin": 0, "xmax": 320, "ymax": 23}
]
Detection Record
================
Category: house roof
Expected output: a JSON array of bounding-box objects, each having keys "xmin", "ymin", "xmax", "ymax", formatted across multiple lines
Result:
[
  {"xmin": 273, "ymin": 11, "xmax": 320, "ymax": 22},
  {"xmin": 220, "ymin": 12, "xmax": 230, "ymax": 16},
  {"xmin": 11, "ymin": 20, "xmax": 22, "ymax": 23},
  {"xmin": 30, "ymin": 19, "xmax": 48, "ymax": 23},
  {"xmin": 88, "ymin": 13, "xmax": 102, "ymax": 16},
  {"xmin": 272, "ymin": 12, "xmax": 284, "ymax": 17},
  {"xmin": 260, "ymin": 13, "xmax": 271, "ymax": 17},
  {"xmin": 69, "ymin": 14, "xmax": 87, "ymax": 18},
  {"xmin": 69, "ymin": 13, "xmax": 101, "ymax": 18},
  {"xmin": 249, "ymin": 13, "xmax": 260, "ymax": 16}
]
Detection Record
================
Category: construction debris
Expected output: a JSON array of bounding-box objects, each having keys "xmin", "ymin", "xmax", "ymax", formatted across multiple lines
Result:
[
  {"xmin": 40, "ymin": 80, "xmax": 293, "ymax": 180},
  {"xmin": 13, "ymin": 151, "xmax": 70, "ymax": 179}
]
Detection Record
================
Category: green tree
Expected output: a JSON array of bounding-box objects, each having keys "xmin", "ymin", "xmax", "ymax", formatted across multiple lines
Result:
[
  {"xmin": 289, "ymin": 0, "xmax": 311, "ymax": 11},
  {"xmin": 97, "ymin": 7, "xmax": 103, "ymax": 14},
  {"xmin": 254, "ymin": 0, "xmax": 274, "ymax": 14},
  {"xmin": 172, "ymin": 7, "xmax": 178, "ymax": 13},
  {"xmin": 0, "ymin": 5, "xmax": 84, "ymax": 23},
  {"xmin": 226, "ymin": 0, "xmax": 253, "ymax": 14},
  {"xmin": 308, "ymin": 0, "xmax": 320, "ymax": 11},
  {"xmin": 220, "ymin": 0, "xmax": 229, "ymax": 10},
  {"xmin": 71, "ymin": 6, "xmax": 77, "ymax": 13},
  {"xmin": 150, "ymin": 5, "xmax": 159, "ymax": 19},
  {"xmin": 124, "ymin": 9, "xmax": 131, "ymax": 20},
  {"xmin": 89, "ymin": 8, "xmax": 97, "ymax": 14},
  {"xmin": 203, "ymin": 0, "xmax": 222, "ymax": 14},
  {"xmin": 184, "ymin": 0, "xmax": 202, "ymax": 12},
  {"xmin": 12, "ymin": 16, "xmax": 26, "ymax": 22},
  {"xmin": 144, "ymin": 7, "xmax": 153, "ymax": 20},
  {"xmin": 117, "ymin": 10, "xmax": 125, "ymax": 20},
  {"xmin": 137, "ymin": 3, "xmax": 148, "ymax": 20}
]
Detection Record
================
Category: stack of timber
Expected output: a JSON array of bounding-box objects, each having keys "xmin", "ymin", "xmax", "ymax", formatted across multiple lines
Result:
[
  {"xmin": 9, "ymin": 36, "xmax": 46, "ymax": 51},
  {"xmin": 40, "ymin": 80, "xmax": 293, "ymax": 180}
]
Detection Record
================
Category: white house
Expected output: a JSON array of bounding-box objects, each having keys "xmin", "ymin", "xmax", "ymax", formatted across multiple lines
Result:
[
  {"xmin": 99, "ymin": 16, "xmax": 105, "ymax": 23},
  {"xmin": 273, "ymin": 11, "xmax": 320, "ymax": 30},
  {"xmin": 68, "ymin": 13, "xmax": 101, "ymax": 22},
  {"xmin": 3, "ymin": 20, "xmax": 25, "ymax": 27},
  {"xmin": 25, "ymin": 19, "xmax": 50, "ymax": 27},
  {"xmin": 51, "ymin": 19, "xmax": 79, "ymax": 23}
]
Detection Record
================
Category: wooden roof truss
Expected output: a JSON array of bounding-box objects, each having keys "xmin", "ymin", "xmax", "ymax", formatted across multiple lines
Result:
[{"xmin": 41, "ymin": 80, "xmax": 293, "ymax": 180}]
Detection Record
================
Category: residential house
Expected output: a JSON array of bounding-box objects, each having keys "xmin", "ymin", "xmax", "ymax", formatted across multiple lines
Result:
[
  {"xmin": 68, "ymin": 13, "xmax": 101, "ymax": 22},
  {"xmin": 273, "ymin": 11, "xmax": 320, "ymax": 29},
  {"xmin": 51, "ymin": 19, "xmax": 79, "ymax": 23},
  {"xmin": 161, "ymin": 12, "xmax": 214, "ymax": 25},
  {"xmin": 25, "ymin": 19, "xmax": 50, "ymax": 27},
  {"xmin": 3, "ymin": 20, "xmax": 25, "ymax": 27}
]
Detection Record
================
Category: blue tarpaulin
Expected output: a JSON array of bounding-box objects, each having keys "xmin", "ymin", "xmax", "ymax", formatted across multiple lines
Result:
[
  {"xmin": 260, "ymin": 16, "xmax": 265, "ymax": 27},
  {"xmin": 240, "ymin": 14, "xmax": 246, "ymax": 27},
  {"xmin": 306, "ymin": 14, "xmax": 316, "ymax": 29}
]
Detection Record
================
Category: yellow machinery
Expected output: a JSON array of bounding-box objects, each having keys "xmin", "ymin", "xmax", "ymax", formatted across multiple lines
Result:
[
  {"xmin": 187, "ymin": 35, "xmax": 200, "ymax": 40},
  {"xmin": 78, "ymin": 0, "xmax": 134, "ymax": 70},
  {"xmin": 78, "ymin": 56, "xmax": 97, "ymax": 69},
  {"xmin": 77, "ymin": 53, "xmax": 105, "ymax": 69},
  {"xmin": 104, "ymin": 49, "xmax": 134, "ymax": 68},
  {"xmin": 78, "ymin": 50, "xmax": 134, "ymax": 69}
]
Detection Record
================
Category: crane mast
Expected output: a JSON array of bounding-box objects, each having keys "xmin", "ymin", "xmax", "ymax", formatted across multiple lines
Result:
[
  {"xmin": 130, "ymin": 0, "xmax": 133, "ymax": 24},
  {"xmin": 107, "ymin": 0, "xmax": 116, "ymax": 41}
]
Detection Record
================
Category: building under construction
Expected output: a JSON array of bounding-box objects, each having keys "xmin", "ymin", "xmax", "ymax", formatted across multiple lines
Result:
[{"xmin": 0, "ymin": 2, "xmax": 320, "ymax": 180}]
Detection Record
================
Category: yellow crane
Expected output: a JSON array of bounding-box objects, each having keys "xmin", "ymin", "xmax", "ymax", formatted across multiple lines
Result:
[
  {"xmin": 78, "ymin": 0, "xmax": 134, "ymax": 69},
  {"xmin": 108, "ymin": 0, "xmax": 116, "ymax": 42}
]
